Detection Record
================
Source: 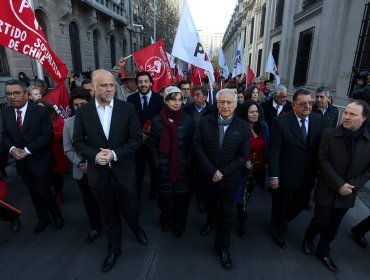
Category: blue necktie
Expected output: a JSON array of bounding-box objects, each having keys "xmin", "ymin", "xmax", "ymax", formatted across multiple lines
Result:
[
  {"xmin": 142, "ymin": 95, "xmax": 148, "ymax": 111},
  {"xmin": 300, "ymin": 119, "xmax": 307, "ymax": 140}
]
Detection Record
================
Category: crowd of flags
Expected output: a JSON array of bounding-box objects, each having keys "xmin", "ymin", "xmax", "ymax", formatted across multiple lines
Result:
[{"xmin": 0, "ymin": 0, "xmax": 282, "ymax": 118}]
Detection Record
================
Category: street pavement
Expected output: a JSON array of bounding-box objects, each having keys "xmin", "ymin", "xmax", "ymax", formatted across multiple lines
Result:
[{"xmin": 1, "ymin": 164, "xmax": 370, "ymax": 280}]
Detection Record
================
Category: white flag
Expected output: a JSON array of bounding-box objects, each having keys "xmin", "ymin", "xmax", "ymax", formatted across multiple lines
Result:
[
  {"xmin": 167, "ymin": 53, "xmax": 176, "ymax": 69},
  {"xmin": 265, "ymin": 50, "xmax": 281, "ymax": 86},
  {"xmin": 171, "ymin": 1, "xmax": 214, "ymax": 80},
  {"xmin": 232, "ymin": 40, "xmax": 245, "ymax": 78},
  {"xmin": 218, "ymin": 47, "xmax": 229, "ymax": 79},
  {"xmin": 209, "ymin": 39, "xmax": 213, "ymax": 62}
]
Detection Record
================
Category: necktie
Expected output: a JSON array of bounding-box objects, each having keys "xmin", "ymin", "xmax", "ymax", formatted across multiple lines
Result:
[
  {"xmin": 16, "ymin": 109, "xmax": 22, "ymax": 130},
  {"xmin": 142, "ymin": 95, "xmax": 148, "ymax": 111},
  {"xmin": 300, "ymin": 119, "xmax": 307, "ymax": 140},
  {"xmin": 274, "ymin": 105, "xmax": 279, "ymax": 117}
]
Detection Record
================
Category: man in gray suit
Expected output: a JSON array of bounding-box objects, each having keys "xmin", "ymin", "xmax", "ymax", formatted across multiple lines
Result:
[{"xmin": 63, "ymin": 88, "xmax": 101, "ymax": 243}]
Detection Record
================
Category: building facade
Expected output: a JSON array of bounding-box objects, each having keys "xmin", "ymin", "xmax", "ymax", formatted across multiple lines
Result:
[
  {"xmin": 0, "ymin": 0, "xmax": 144, "ymax": 90},
  {"xmin": 223, "ymin": 0, "xmax": 370, "ymax": 106}
]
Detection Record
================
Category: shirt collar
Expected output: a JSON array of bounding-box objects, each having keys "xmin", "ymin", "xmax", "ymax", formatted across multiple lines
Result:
[
  {"xmin": 15, "ymin": 102, "xmax": 28, "ymax": 112},
  {"xmin": 139, "ymin": 91, "xmax": 152, "ymax": 100},
  {"xmin": 294, "ymin": 112, "xmax": 309, "ymax": 122},
  {"xmin": 195, "ymin": 102, "xmax": 206, "ymax": 110},
  {"xmin": 95, "ymin": 98, "xmax": 114, "ymax": 109},
  {"xmin": 272, "ymin": 100, "xmax": 280, "ymax": 108}
]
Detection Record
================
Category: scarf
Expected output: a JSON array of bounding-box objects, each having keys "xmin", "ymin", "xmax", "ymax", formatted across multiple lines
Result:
[
  {"xmin": 342, "ymin": 125, "xmax": 366, "ymax": 159},
  {"xmin": 217, "ymin": 114, "xmax": 234, "ymax": 150},
  {"xmin": 159, "ymin": 106, "xmax": 183, "ymax": 182}
]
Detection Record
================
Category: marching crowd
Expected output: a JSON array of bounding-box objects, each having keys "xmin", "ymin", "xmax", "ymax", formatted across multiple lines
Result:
[{"xmin": 1, "ymin": 58, "xmax": 370, "ymax": 274}]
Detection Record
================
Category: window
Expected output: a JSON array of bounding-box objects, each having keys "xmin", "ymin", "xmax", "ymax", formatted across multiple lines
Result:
[
  {"xmin": 259, "ymin": 4, "xmax": 266, "ymax": 38},
  {"xmin": 0, "ymin": 46, "xmax": 10, "ymax": 76},
  {"xmin": 243, "ymin": 28, "xmax": 247, "ymax": 48},
  {"xmin": 249, "ymin": 53, "xmax": 252, "ymax": 66},
  {"xmin": 348, "ymin": 3, "xmax": 370, "ymax": 96},
  {"xmin": 250, "ymin": 18, "xmax": 254, "ymax": 44},
  {"xmin": 302, "ymin": 0, "xmax": 318, "ymax": 10},
  {"xmin": 93, "ymin": 30, "xmax": 100, "ymax": 69},
  {"xmin": 270, "ymin": 41, "xmax": 281, "ymax": 81},
  {"xmin": 274, "ymin": 0, "xmax": 285, "ymax": 28},
  {"xmin": 256, "ymin": 49, "xmax": 262, "ymax": 77},
  {"xmin": 110, "ymin": 35, "xmax": 116, "ymax": 68},
  {"xmin": 293, "ymin": 27, "xmax": 315, "ymax": 87},
  {"xmin": 69, "ymin": 22, "xmax": 82, "ymax": 73}
]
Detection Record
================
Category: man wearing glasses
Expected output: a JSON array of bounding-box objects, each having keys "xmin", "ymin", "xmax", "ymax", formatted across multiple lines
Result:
[
  {"xmin": 268, "ymin": 88, "xmax": 323, "ymax": 249},
  {"xmin": 178, "ymin": 80, "xmax": 193, "ymax": 105},
  {"xmin": 1, "ymin": 79, "xmax": 63, "ymax": 234},
  {"xmin": 312, "ymin": 86, "xmax": 339, "ymax": 129}
]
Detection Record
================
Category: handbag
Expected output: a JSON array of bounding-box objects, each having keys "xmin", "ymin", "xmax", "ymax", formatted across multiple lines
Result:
[{"xmin": 0, "ymin": 173, "xmax": 7, "ymax": 199}]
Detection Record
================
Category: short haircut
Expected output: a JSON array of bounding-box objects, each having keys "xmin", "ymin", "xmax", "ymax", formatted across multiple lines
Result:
[
  {"xmin": 136, "ymin": 71, "xmax": 153, "ymax": 83},
  {"xmin": 193, "ymin": 86, "xmax": 208, "ymax": 97},
  {"xmin": 293, "ymin": 87, "xmax": 311, "ymax": 101},
  {"xmin": 178, "ymin": 80, "xmax": 190, "ymax": 88},
  {"xmin": 264, "ymin": 79, "xmax": 271, "ymax": 86},
  {"xmin": 316, "ymin": 85, "xmax": 330, "ymax": 96},
  {"xmin": 216, "ymin": 88, "xmax": 237, "ymax": 104},
  {"xmin": 34, "ymin": 79, "xmax": 47, "ymax": 89},
  {"xmin": 26, "ymin": 85, "xmax": 41, "ymax": 95},
  {"xmin": 5, "ymin": 79, "xmax": 27, "ymax": 91},
  {"xmin": 70, "ymin": 87, "xmax": 92, "ymax": 103},
  {"xmin": 351, "ymin": 100, "xmax": 370, "ymax": 122},
  {"xmin": 81, "ymin": 79, "xmax": 92, "ymax": 87},
  {"xmin": 274, "ymin": 85, "xmax": 287, "ymax": 97}
]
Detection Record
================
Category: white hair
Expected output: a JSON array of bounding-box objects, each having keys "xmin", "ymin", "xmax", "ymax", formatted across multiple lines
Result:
[{"xmin": 216, "ymin": 88, "xmax": 238, "ymax": 104}]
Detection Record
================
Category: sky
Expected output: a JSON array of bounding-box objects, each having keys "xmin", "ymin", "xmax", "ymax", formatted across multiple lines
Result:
[{"xmin": 186, "ymin": 0, "xmax": 237, "ymax": 33}]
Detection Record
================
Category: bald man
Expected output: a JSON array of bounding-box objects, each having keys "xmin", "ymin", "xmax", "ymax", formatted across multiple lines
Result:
[{"xmin": 73, "ymin": 69, "xmax": 146, "ymax": 272}]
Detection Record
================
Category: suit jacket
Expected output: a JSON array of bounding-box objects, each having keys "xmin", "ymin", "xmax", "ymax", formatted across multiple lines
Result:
[
  {"xmin": 261, "ymin": 99, "xmax": 292, "ymax": 128},
  {"xmin": 63, "ymin": 116, "xmax": 84, "ymax": 180},
  {"xmin": 314, "ymin": 126, "xmax": 370, "ymax": 208},
  {"xmin": 268, "ymin": 111, "xmax": 323, "ymax": 191},
  {"xmin": 127, "ymin": 91, "xmax": 164, "ymax": 127},
  {"xmin": 1, "ymin": 101, "xmax": 54, "ymax": 177},
  {"xmin": 73, "ymin": 99, "xmax": 142, "ymax": 190}
]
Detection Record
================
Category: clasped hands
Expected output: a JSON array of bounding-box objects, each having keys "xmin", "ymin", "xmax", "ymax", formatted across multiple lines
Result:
[
  {"xmin": 11, "ymin": 148, "xmax": 28, "ymax": 160},
  {"xmin": 338, "ymin": 183, "xmax": 355, "ymax": 196},
  {"xmin": 95, "ymin": 148, "xmax": 114, "ymax": 166},
  {"xmin": 212, "ymin": 170, "xmax": 223, "ymax": 182}
]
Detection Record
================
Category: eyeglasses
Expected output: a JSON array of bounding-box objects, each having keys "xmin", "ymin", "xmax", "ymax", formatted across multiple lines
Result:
[
  {"xmin": 5, "ymin": 91, "xmax": 23, "ymax": 97},
  {"xmin": 295, "ymin": 101, "xmax": 314, "ymax": 106}
]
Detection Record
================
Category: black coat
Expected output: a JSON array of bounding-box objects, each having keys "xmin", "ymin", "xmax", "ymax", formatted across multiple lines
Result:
[
  {"xmin": 314, "ymin": 126, "xmax": 370, "ymax": 208},
  {"xmin": 261, "ymin": 99, "xmax": 292, "ymax": 128},
  {"xmin": 193, "ymin": 113, "xmax": 251, "ymax": 187},
  {"xmin": 1, "ymin": 101, "xmax": 54, "ymax": 176},
  {"xmin": 73, "ymin": 99, "xmax": 142, "ymax": 191},
  {"xmin": 149, "ymin": 112, "xmax": 195, "ymax": 193},
  {"xmin": 268, "ymin": 111, "xmax": 323, "ymax": 191},
  {"xmin": 127, "ymin": 91, "xmax": 164, "ymax": 127},
  {"xmin": 183, "ymin": 101, "xmax": 214, "ymax": 124},
  {"xmin": 312, "ymin": 103, "xmax": 339, "ymax": 129}
]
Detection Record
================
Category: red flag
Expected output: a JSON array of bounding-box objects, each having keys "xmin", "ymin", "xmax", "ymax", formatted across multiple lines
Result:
[
  {"xmin": 0, "ymin": 0, "xmax": 68, "ymax": 85},
  {"xmin": 247, "ymin": 66, "xmax": 255, "ymax": 85},
  {"xmin": 132, "ymin": 39, "xmax": 173, "ymax": 92},
  {"xmin": 174, "ymin": 65, "xmax": 183, "ymax": 83},
  {"xmin": 214, "ymin": 67, "xmax": 221, "ymax": 82},
  {"xmin": 44, "ymin": 84, "xmax": 71, "ymax": 119},
  {"xmin": 190, "ymin": 65, "xmax": 207, "ymax": 86}
]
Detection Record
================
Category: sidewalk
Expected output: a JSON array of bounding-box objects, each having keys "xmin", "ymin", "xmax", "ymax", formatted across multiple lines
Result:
[{"xmin": 1, "ymin": 165, "xmax": 370, "ymax": 280}]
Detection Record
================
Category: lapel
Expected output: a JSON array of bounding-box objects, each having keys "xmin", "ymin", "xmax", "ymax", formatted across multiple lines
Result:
[
  {"xmin": 21, "ymin": 102, "xmax": 33, "ymax": 135},
  {"xmin": 108, "ymin": 101, "xmax": 119, "ymax": 141},
  {"xmin": 88, "ymin": 101, "xmax": 107, "ymax": 141},
  {"xmin": 7, "ymin": 107, "xmax": 18, "ymax": 135},
  {"xmin": 288, "ymin": 112, "xmax": 306, "ymax": 146}
]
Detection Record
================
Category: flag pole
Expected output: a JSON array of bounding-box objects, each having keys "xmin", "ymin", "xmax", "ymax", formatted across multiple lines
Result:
[
  {"xmin": 29, "ymin": 0, "xmax": 44, "ymax": 80},
  {"xmin": 0, "ymin": 200, "xmax": 22, "ymax": 214}
]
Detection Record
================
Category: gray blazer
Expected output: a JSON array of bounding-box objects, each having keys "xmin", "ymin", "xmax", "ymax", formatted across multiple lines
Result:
[{"xmin": 63, "ymin": 116, "xmax": 84, "ymax": 180}]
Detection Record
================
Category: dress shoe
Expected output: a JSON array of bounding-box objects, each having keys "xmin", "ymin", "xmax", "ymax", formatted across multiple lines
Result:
[
  {"xmin": 33, "ymin": 219, "xmax": 51, "ymax": 235},
  {"xmin": 351, "ymin": 228, "xmax": 367, "ymax": 248},
  {"xmin": 174, "ymin": 230, "xmax": 183, "ymax": 239},
  {"xmin": 101, "ymin": 251, "xmax": 121, "ymax": 273},
  {"xmin": 315, "ymin": 254, "xmax": 339, "ymax": 273},
  {"xmin": 10, "ymin": 217, "xmax": 21, "ymax": 232},
  {"xmin": 216, "ymin": 248, "xmax": 233, "ymax": 270},
  {"xmin": 272, "ymin": 233, "xmax": 287, "ymax": 249},
  {"xmin": 200, "ymin": 224, "xmax": 214, "ymax": 236},
  {"xmin": 53, "ymin": 216, "xmax": 64, "ymax": 230},
  {"xmin": 302, "ymin": 240, "xmax": 313, "ymax": 255},
  {"xmin": 86, "ymin": 230, "xmax": 100, "ymax": 244},
  {"xmin": 238, "ymin": 226, "xmax": 246, "ymax": 240},
  {"xmin": 135, "ymin": 228, "xmax": 148, "ymax": 245}
]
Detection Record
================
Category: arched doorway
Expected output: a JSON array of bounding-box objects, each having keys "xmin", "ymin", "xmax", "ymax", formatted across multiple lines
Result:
[
  {"xmin": 69, "ymin": 21, "xmax": 82, "ymax": 73},
  {"xmin": 93, "ymin": 30, "xmax": 100, "ymax": 69},
  {"xmin": 110, "ymin": 35, "xmax": 116, "ymax": 68}
]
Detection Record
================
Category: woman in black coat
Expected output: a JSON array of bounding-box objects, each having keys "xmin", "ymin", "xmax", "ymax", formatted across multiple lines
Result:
[{"xmin": 149, "ymin": 86, "xmax": 195, "ymax": 238}]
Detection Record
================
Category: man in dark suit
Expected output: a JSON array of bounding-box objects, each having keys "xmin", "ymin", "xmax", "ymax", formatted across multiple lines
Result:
[
  {"xmin": 268, "ymin": 88, "xmax": 323, "ymax": 249},
  {"xmin": 1, "ymin": 79, "xmax": 63, "ymax": 234},
  {"xmin": 73, "ymin": 69, "xmax": 147, "ymax": 273},
  {"xmin": 127, "ymin": 72, "xmax": 164, "ymax": 199},
  {"xmin": 261, "ymin": 85, "xmax": 292, "ymax": 128},
  {"xmin": 312, "ymin": 86, "xmax": 339, "ymax": 129}
]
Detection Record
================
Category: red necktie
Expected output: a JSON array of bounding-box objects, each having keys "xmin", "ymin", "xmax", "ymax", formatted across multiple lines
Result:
[{"xmin": 16, "ymin": 109, "xmax": 22, "ymax": 130}]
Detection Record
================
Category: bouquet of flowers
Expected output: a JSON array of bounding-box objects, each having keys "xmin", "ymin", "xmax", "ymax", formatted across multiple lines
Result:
[
  {"xmin": 142, "ymin": 120, "xmax": 152, "ymax": 144},
  {"xmin": 242, "ymin": 152, "xmax": 259, "ymax": 211}
]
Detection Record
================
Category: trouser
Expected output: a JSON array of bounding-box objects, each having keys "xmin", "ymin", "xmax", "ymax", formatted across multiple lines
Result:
[
  {"xmin": 51, "ymin": 173, "xmax": 64, "ymax": 196},
  {"xmin": 271, "ymin": 186, "xmax": 311, "ymax": 238},
  {"xmin": 304, "ymin": 204, "xmax": 349, "ymax": 257},
  {"xmin": 157, "ymin": 192, "xmax": 190, "ymax": 232},
  {"xmin": 352, "ymin": 215, "xmax": 370, "ymax": 236},
  {"xmin": 92, "ymin": 171, "xmax": 141, "ymax": 254},
  {"xmin": 77, "ymin": 174, "xmax": 102, "ymax": 231},
  {"xmin": 0, "ymin": 206, "xmax": 18, "ymax": 222},
  {"xmin": 135, "ymin": 144, "xmax": 157, "ymax": 198},
  {"xmin": 22, "ymin": 171, "xmax": 62, "ymax": 222}
]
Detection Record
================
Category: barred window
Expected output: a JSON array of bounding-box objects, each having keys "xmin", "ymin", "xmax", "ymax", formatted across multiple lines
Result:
[
  {"xmin": 259, "ymin": 4, "xmax": 266, "ymax": 38},
  {"xmin": 274, "ymin": 0, "xmax": 284, "ymax": 28},
  {"xmin": 270, "ymin": 41, "xmax": 280, "ymax": 81},
  {"xmin": 348, "ymin": 3, "xmax": 370, "ymax": 96},
  {"xmin": 250, "ymin": 18, "xmax": 254, "ymax": 44},
  {"xmin": 293, "ymin": 27, "xmax": 315, "ymax": 87},
  {"xmin": 0, "ymin": 46, "xmax": 10, "ymax": 77},
  {"xmin": 256, "ymin": 49, "xmax": 262, "ymax": 77}
]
